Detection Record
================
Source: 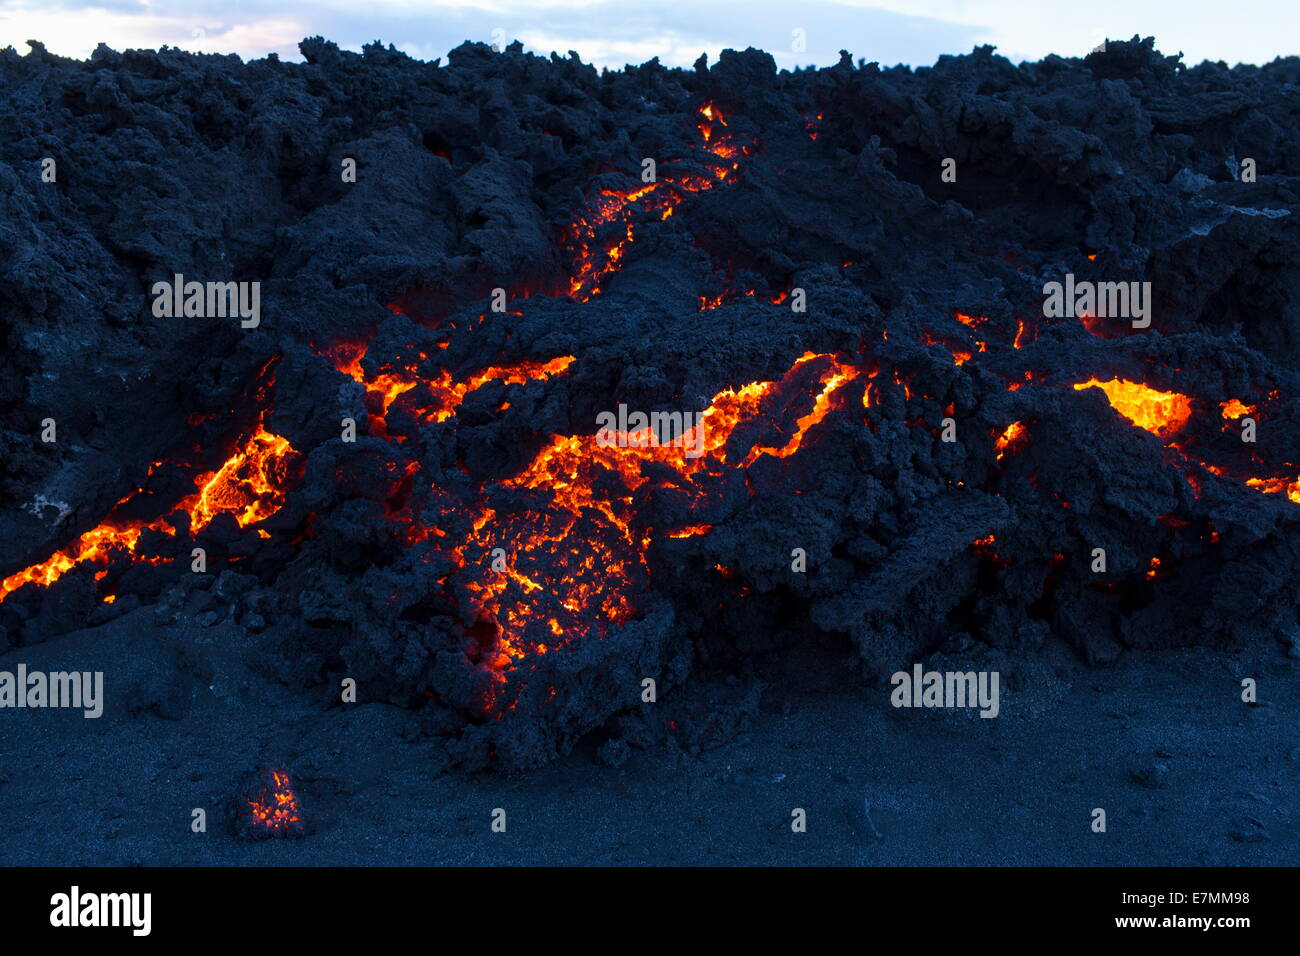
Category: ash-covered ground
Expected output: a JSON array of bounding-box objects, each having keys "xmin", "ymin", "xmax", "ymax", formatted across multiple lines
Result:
[{"xmin": 0, "ymin": 35, "xmax": 1297, "ymax": 862}]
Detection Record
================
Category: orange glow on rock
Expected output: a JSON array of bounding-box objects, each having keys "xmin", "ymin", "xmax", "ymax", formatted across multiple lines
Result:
[
  {"xmin": 1013, "ymin": 319, "xmax": 1030, "ymax": 349},
  {"xmin": 1245, "ymin": 475, "xmax": 1300, "ymax": 504},
  {"xmin": 971, "ymin": 534, "xmax": 1009, "ymax": 565},
  {"xmin": 245, "ymin": 768, "xmax": 306, "ymax": 835},
  {"xmin": 1, "ymin": 520, "xmax": 145, "ymax": 603},
  {"xmin": 438, "ymin": 351, "xmax": 861, "ymax": 711},
  {"xmin": 1, "ymin": 420, "xmax": 300, "ymax": 605},
  {"xmin": 1220, "ymin": 398, "xmax": 1255, "ymax": 420},
  {"xmin": 995, "ymin": 420, "xmax": 1027, "ymax": 462},
  {"xmin": 187, "ymin": 426, "xmax": 298, "ymax": 529},
  {"xmin": 330, "ymin": 343, "xmax": 575, "ymax": 433},
  {"xmin": 565, "ymin": 103, "xmax": 750, "ymax": 301},
  {"xmin": 421, "ymin": 357, "xmax": 576, "ymax": 424},
  {"xmin": 1072, "ymin": 378, "xmax": 1193, "ymax": 438},
  {"xmin": 667, "ymin": 525, "xmax": 713, "ymax": 538}
]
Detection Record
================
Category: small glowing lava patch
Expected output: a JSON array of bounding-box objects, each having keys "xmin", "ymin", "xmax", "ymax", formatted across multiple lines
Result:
[
  {"xmin": 231, "ymin": 766, "xmax": 308, "ymax": 839},
  {"xmin": 1072, "ymin": 378, "xmax": 1193, "ymax": 438}
]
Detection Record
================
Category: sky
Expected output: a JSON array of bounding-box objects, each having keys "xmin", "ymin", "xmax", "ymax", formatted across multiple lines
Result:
[{"xmin": 0, "ymin": 0, "xmax": 1296, "ymax": 70}]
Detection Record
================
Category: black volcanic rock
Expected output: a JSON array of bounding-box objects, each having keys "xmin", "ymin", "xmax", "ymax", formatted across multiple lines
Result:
[{"xmin": 1, "ymin": 35, "xmax": 1299, "ymax": 770}]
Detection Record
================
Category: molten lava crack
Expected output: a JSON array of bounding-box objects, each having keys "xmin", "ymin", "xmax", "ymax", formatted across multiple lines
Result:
[{"xmin": 1, "ymin": 415, "xmax": 301, "ymax": 605}]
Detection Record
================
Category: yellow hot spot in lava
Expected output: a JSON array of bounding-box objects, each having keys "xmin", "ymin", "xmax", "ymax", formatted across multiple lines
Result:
[
  {"xmin": 0, "ymin": 521, "xmax": 144, "ymax": 603},
  {"xmin": 667, "ymin": 525, "xmax": 712, "ymax": 538},
  {"xmin": 1220, "ymin": 398, "xmax": 1255, "ymax": 419},
  {"xmin": 1245, "ymin": 476, "xmax": 1300, "ymax": 504},
  {"xmin": 995, "ymin": 421, "xmax": 1027, "ymax": 461},
  {"xmin": 698, "ymin": 102, "xmax": 726, "ymax": 141},
  {"xmin": 1072, "ymin": 378, "xmax": 1193, "ymax": 438},
  {"xmin": 188, "ymin": 426, "xmax": 299, "ymax": 529}
]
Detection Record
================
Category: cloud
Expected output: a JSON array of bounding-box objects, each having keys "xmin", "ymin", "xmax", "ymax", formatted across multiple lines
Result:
[
  {"xmin": 0, "ymin": 0, "xmax": 1295, "ymax": 68},
  {"xmin": 0, "ymin": 0, "xmax": 988, "ymax": 67}
]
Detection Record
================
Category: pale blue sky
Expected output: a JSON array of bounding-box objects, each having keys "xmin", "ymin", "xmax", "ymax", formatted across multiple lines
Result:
[{"xmin": 1, "ymin": 0, "xmax": 1295, "ymax": 69}]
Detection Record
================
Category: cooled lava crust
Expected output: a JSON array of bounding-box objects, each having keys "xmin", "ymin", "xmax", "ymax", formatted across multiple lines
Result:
[{"xmin": 2, "ymin": 36, "xmax": 1299, "ymax": 769}]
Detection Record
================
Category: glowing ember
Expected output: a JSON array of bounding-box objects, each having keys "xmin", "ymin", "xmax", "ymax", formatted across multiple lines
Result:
[
  {"xmin": 245, "ymin": 768, "xmax": 306, "ymax": 835},
  {"xmin": 922, "ymin": 331, "xmax": 975, "ymax": 366},
  {"xmin": 995, "ymin": 421, "xmax": 1027, "ymax": 462},
  {"xmin": 1072, "ymin": 378, "xmax": 1193, "ymax": 438},
  {"xmin": 1220, "ymin": 398, "xmax": 1255, "ymax": 419},
  {"xmin": 972, "ymin": 534, "xmax": 1009, "ymax": 564}
]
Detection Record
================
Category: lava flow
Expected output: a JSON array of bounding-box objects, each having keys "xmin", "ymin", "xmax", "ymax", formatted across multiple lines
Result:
[
  {"xmin": 0, "ymin": 414, "xmax": 301, "ymax": 604},
  {"xmin": 330, "ymin": 341, "xmax": 576, "ymax": 437},
  {"xmin": 565, "ymin": 102, "xmax": 751, "ymax": 301},
  {"xmin": 1068, "ymin": 376, "xmax": 1300, "ymax": 506},
  {"xmin": 441, "ymin": 351, "xmax": 860, "ymax": 710}
]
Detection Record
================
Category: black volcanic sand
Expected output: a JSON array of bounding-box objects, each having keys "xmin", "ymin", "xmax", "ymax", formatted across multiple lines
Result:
[
  {"xmin": 0, "ymin": 606, "xmax": 1295, "ymax": 864},
  {"xmin": 3, "ymin": 32, "xmax": 1300, "ymax": 807}
]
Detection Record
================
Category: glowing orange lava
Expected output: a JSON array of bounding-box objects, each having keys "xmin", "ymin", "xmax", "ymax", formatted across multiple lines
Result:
[
  {"xmin": 1245, "ymin": 475, "xmax": 1300, "ymax": 504},
  {"xmin": 187, "ymin": 426, "xmax": 298, "ymax": 529},
  {"xmin": 246, "ymin": 769, "xmax": 305, "ymax": 833},
  {"xmin": 1220, "ymin": 398, "xmax": 1255, "ymax": 420},
  {"xmin": 1072, "ymin": 378, "xmax": 1193, "ymax": 438},
  {"xmin": 0, "ymin": 422, "xmax": 300, "ymax": 604},
  {"xmin": 995, "ymin": 421, "xmax": 1027, "ymax": 462},
  {"xmin": 564, "ymin": 102, "xmax": 750, "ymax": 301},
  {"xmin": 331, "ymin": 343, "xmax": 575, "ymax": 433},
  {"xmin": 436, "ymin": 351, "xmax": 860, "ymax": 710}
]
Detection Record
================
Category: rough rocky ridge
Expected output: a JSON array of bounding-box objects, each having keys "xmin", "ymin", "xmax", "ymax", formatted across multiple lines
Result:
[{"xmin": 2, "ymin": 35, "xmax": 1298, "ymax": 773}]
